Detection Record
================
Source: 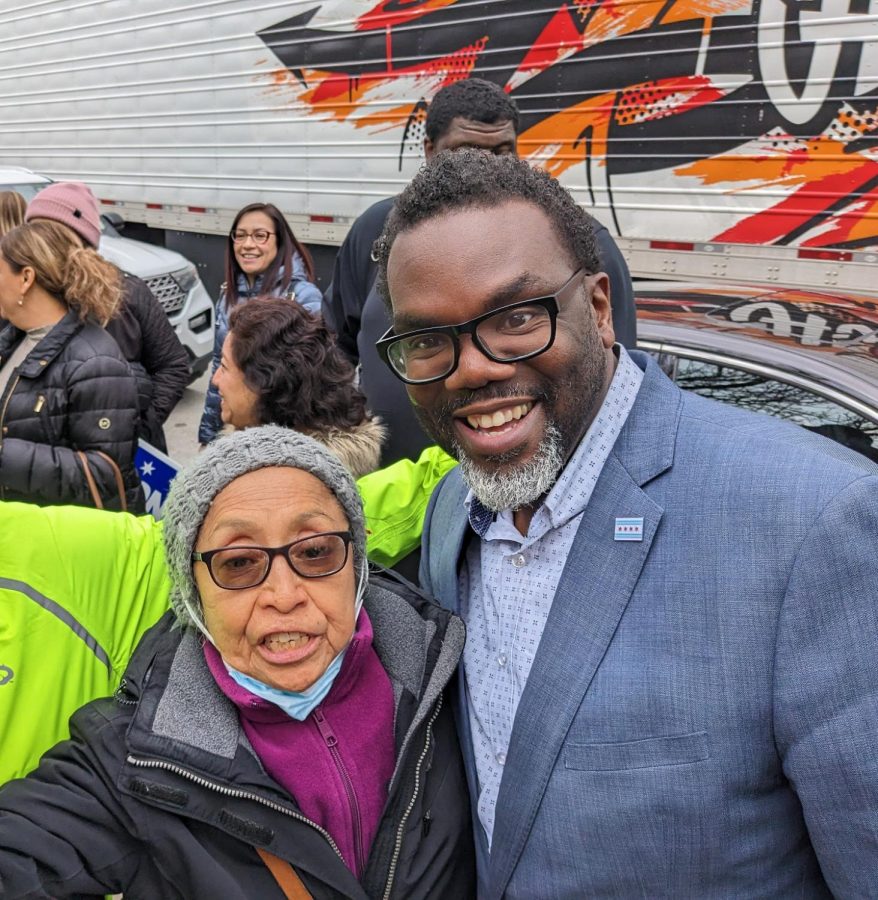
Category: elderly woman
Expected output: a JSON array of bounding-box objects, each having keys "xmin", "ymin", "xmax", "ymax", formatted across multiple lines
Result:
[{"xmin": 0, "ymin": 426, "xmax": 475, "ymax": 898}]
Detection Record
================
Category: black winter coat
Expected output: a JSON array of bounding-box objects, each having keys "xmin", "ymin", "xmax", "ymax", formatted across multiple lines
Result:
[
  {"xmin": 0, "ymin": 311, "xmax": 143, "ymax": 512},
  {"xmin": 0, "ymin": 574, "xmax": 476, "ymax": 899},
  {"xmin": 106, "ymin": 271, "xmax": 189, "ymax": 452}
]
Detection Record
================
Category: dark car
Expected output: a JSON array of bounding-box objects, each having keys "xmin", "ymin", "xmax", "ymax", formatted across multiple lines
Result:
[{"xmin": 635, "ymin": 282, "xmax": 878, "ymax": 464}]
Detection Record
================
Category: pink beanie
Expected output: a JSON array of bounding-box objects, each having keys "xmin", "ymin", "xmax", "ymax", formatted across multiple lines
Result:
[{"xmin": 25, "ymin": 181, "xmax": 102, "ymax": 249}]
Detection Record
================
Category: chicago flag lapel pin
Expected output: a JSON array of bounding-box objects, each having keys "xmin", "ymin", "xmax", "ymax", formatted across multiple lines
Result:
[{"xmin": 614, "ymin": 517, "xmax": 644, "ymax": 541}]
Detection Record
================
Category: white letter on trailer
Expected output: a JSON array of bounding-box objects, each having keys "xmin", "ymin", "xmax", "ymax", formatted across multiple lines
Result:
[
  {"xmin": 758, "ymin": 0, "xmax": 867, "ymax": 124},
  {"xmin": 854, "ymin": 0, "xmax": 878, "ymax": 97}
]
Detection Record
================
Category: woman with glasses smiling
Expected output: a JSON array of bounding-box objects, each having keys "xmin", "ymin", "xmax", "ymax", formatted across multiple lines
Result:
[
  {"xmin": 0, "ymin": 426, "xmax": 475, "ymax": 899},
  {"xmin": 199, "ymin": 202, "xmax": 323, "ymax": 445}
]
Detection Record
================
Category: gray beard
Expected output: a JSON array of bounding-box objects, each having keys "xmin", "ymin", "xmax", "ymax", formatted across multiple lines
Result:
[{"xmin": 455, "ymin": 424, "xmax": 564, "ymax": 513}]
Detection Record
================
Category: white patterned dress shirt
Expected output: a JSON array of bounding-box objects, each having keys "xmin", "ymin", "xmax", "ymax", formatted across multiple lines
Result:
[{"xmin": 460, "ymin": 346, "xmax": 643, "ymax": 845}]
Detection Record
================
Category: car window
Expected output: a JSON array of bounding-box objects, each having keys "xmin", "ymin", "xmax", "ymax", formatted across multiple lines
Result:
[
  {"xmin": 658, "ymin": 354, "xmax": 878, "ymax": 463},
  {"xmin": 100, "ymin": 215, "xmax": 120, "ymax": 237},
  {"xmin": 0, "ymin": 182, "xmax": 47, "ymax": 203}
]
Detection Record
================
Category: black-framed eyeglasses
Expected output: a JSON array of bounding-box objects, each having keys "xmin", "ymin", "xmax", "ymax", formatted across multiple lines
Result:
[
  {"xmin": 376, "ymin": 268, "xmax": 585, "ymax": 385},
  {"xmin": 193, "ymin": 531, "xmax": 352, "ymax": 590},
  {"xmin": 230, "ymin": 229, "xmax": 275, "ymax": 245}
]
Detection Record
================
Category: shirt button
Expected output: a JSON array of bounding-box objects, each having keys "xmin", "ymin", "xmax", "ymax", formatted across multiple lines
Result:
[
  {"xmin": 496, "ymin": 751, "xmax": 506, "ymax": 766},
  {"xmin": 497, "ymin": 652, "xmax": 508, "ymax": 667},
  {"xmin": 510, "ymin": 553, "xmax": 526, "ymax": 568}
]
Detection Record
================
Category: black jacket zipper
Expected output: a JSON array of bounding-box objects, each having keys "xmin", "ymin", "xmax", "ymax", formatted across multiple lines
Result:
[{"xmin": 382, "ymin": 696, "xmax": 442, "ymax": 900}]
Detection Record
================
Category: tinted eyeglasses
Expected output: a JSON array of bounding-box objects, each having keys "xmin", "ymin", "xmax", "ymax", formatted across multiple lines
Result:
[
  {"xmin": 193, "ymin": 531, "xmax": 352, "ymax": 590},
  {"xmin": 230, "ymin": 229, "xmax": 275, "ymax": 245},
  {"xmin": 376, "ymin": 269, "xmax": 585, "ymax": 385}
]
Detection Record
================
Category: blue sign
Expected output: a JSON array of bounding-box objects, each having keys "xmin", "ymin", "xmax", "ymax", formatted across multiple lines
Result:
[{"xmin": 135, "ymin": 439, "xmax": 180, "ymax": 519}]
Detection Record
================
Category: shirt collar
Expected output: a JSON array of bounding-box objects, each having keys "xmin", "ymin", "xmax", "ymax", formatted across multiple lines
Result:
[{"xmin": 466, "ymin": 345, "xmax": 643, "ymax": 540}]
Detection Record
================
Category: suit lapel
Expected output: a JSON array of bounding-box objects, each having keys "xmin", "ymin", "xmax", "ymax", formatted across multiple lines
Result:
[
  {"xmin": 429, "ymin": 470, "xmax": 469, "ymax": 616},
  {"xmin": 425, "ymin": 471, "xmax": 493, "ymax": 879},
  {"xmin": 487, "ymin": 355, "xmax": 682, "ymax": 897}
]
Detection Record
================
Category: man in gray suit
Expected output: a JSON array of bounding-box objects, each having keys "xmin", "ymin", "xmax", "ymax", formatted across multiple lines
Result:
[{"xmin": 373, "ymin": 149, "xmax": 878, "ymax": 897}]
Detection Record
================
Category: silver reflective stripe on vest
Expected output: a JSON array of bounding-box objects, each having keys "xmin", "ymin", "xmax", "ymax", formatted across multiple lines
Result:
[{"xmin": 1, "ymin": 577, "xmax": 111, "ymax": 672}]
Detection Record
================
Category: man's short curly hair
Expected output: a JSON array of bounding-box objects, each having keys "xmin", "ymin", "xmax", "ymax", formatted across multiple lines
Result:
[
  {"xmin": 425, "ymin": 78, "xmax": 520, "ymax": 143},
  {"xmin": 375, "ymin": 149, "xmax": 600, "ymax": 307},
  {"xmin": 228, "ymin": 298, "xmax": 368, "ymax": 431}
]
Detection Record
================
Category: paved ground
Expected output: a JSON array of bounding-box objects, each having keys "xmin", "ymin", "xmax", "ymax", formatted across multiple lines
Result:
[{"xmin": 164, "ymin": 369, "xmax": 210, "ymax": 466}]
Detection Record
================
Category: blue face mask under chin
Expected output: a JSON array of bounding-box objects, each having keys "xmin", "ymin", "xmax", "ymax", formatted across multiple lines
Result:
[{"xmin": 225, "ymin": 650, "xmax": 346, "ymax": 721}]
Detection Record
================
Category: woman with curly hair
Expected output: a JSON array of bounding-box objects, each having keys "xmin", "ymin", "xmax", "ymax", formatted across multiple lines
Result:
[
  {"xmin": 213, "ymin": 297, "xmax": 384, "ymax": 477},
  {"xmin": 0, "ymin": 219, "xmax": 142, "ymax": 510},
  {"xmin": 198, "ymin": 202, "xmax": 323, "ymax": 445}
]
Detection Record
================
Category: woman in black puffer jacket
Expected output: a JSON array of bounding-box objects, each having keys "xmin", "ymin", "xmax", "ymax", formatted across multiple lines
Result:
[{"xmin": 0, "ymin": 219, "xmax": 142, "ymax": 511}]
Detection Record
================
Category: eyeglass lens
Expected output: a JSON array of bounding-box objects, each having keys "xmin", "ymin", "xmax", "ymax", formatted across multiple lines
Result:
[
  {"xmin": 208, "ymin": 534, "xmax": 348, "ymax": 588},
  {"xmin": 389, "ymin": 302, "xmax": 553, "ymax": 382},
  {"xmin": 231, "ymin": 230, "xmax": 273, "ymax": 244}
]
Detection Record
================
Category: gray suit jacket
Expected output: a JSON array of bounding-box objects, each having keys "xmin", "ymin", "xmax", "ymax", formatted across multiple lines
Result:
[{"xmin": 421, "ymin": 352, "xmax": 878, "ymax": 899}]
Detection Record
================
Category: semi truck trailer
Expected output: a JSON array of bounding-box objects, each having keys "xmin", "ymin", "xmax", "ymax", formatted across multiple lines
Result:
[{"xmin": 2, "ymin": 0, "xmax": 877, "ymax": 295}]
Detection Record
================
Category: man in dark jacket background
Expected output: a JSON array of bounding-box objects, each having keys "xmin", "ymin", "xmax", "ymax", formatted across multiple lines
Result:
[
  {"xmin": 26, "ymin": 182, "xmax": 189, "ymax": 452},
  {"xmin": 323, "ymin": 78, "xmax": 637, "ymax": 467}
]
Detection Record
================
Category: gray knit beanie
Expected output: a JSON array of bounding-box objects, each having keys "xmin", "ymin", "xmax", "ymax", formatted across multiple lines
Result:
[{"xmin": 163, "ymin": 425, "xmax": 367, "ymax": 633}]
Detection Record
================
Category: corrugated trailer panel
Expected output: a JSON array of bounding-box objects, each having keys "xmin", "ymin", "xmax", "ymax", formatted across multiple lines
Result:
[{"xmin": 1, "ymin": 0, "xmax": 877, "ymax": 281}]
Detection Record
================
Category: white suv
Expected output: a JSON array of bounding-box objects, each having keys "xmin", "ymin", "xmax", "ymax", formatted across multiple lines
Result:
[{"xmin": 0, "ymin": 167, "xmax": 214, "ymax": 380}]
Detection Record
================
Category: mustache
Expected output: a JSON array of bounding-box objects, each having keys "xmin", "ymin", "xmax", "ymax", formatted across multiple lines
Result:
[{"xmin": 433, "ymin": 384, "xmax": 551, "ymax": 419}]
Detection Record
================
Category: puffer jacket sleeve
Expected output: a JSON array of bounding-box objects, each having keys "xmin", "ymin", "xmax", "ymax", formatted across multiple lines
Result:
[
  {"xmin": 289, "ymin": 250, "xmax": 323, "ymax": 314},
  {"xmin": 198, "ymin": 291, "xmax": 227, "ymax": 444},
  {"xmin": 125, "ymin": 275, "xmax": 190, "ymax": 424},
  {"xmin": 0, "ymin": 352, "xmax": 141, "ymax": 511},
  {"xmin": 0, "ymin": 700, "xmax": 142, "ymax": 898}
]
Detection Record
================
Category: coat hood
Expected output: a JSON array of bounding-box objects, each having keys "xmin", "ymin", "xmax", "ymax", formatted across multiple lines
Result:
[{"xmin": 305, "ymin": 417, "xmax": 386, "ymax": 480}]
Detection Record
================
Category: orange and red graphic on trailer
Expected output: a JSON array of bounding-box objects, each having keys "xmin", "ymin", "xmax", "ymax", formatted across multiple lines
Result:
[{"xmin": 258, "ymin": 0, "xmax": 878, "ymax": 250}]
